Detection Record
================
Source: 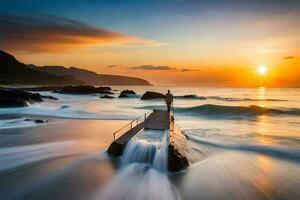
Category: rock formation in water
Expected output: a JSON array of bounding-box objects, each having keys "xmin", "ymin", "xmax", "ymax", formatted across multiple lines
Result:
[
  {"xmin": 0, "ymin": 89, "xmax": 56, "ymax": 108},
  {"xmin": 57, "ymin": 86, "xmax": 113, "ymax": 94},
  {"xmin": 176, "ymin": 95, "xmax": 206, "ymax": 100},
  {"xmin": 100, "ymin": 95, "xmax": 115, "ymax": 99},
  {"xmin": 141, "ymin": 91, "xmax": 165, "ymax": 100},
  {"xmin": 119, "ymin": 90, "xmax": 136, "ymax": 98}
]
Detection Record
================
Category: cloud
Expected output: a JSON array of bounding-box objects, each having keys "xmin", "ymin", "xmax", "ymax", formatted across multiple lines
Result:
[
  {"xmin": 181, "ymin": 68, "xmax": 200, "ymax": 72},
  {"xmin": 284, "ymin": 56, "xmax": 294, "ymax": 59},
  {"xmin": 0, "ymin": 15, "xmax": 159, "ymax": 53},
  {"xmin": 130, "ymin": 65, "xmax": 176, "ymax": 71}
]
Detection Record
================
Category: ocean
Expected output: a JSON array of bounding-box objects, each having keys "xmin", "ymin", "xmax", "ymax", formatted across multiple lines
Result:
[{"xmin": 0, "ymin": 86, "xmax": 299, "ymax": 200}]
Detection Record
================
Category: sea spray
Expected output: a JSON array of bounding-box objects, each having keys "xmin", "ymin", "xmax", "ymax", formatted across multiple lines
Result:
[
  {"xmin": 153, "ymin": 130, "xmax": 169, "ymax": 171},
  {"xmin": 122, "ymin": 129, "xmax": 169, "ymax": 171},
  {"xmin": 94, "ymin": 163, "xmax": 181, "ymax": 200},
  {"xmin": 122, "ymin": 139, "xmax": 159, "ymax": 165},
  {"xmin": 95, "ymin": 129, "xmax": 181, "ymax": 200}
]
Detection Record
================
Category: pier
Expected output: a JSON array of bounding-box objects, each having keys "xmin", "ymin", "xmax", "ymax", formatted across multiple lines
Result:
[{"xmin": 107, "ymin": 109, "xmax": 189, "ymax": 171}]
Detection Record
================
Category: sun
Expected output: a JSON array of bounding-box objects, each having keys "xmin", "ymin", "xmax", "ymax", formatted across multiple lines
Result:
[{"xmin": 258, "ymin": 65, "xmax": 267, "ymax": 75}]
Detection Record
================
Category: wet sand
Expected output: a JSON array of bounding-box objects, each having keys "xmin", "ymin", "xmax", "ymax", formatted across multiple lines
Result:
[
  {"xmin": 0, "ymin": 115, "xmax": 127, "ymax": 200},
  {"xmin": 0, "ymin": 115, "xmax": 129, "ymax": 149}
]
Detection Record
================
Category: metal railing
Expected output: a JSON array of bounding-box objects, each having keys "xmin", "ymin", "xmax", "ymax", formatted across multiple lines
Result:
[{"xmin": 112, "ymin": 111, "xmax": 152, "ymax": 141}]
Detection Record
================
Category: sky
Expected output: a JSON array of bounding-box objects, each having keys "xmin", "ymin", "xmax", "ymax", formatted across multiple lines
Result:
[{"xmin": 0, "ymin": 0, "xmax": 300, "ymax": 86}]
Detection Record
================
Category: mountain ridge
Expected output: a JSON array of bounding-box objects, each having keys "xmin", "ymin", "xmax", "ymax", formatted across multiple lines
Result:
[
  {"xmin": 0, "ymin": 50, "xmax": 83, "ymax": 85},
  {"xmin": 0, "ymin": 50, "xmax": 152, "ymax": 86},
  {"xmin": 29, "ymin": 65, "xmax": 152, "ymax": 86}
]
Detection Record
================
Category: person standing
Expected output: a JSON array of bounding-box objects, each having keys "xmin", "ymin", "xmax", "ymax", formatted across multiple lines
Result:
[{"xmin": 165, "ymin": 90, "xmax": 173, "ymax": 112}]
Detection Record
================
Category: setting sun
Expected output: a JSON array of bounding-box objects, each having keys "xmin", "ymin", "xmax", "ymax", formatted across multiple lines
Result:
[{"xmin": 258, "ymin": 65, "xmax": 267, "ymax": 75}]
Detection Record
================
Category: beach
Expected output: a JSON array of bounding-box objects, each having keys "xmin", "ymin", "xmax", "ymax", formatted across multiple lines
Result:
[{"xmin": 0, "ymin": 86, "xmax": 299, "ymax": 200}]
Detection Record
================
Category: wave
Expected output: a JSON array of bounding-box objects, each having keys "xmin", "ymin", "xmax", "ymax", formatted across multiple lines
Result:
[
  {"xmin": 138, "ymin": 104, "xmax": 300, "ymax": 118},
  {"xmin": 175, "ymin": 104, "xmax": 300, "ymax": 118},
  {"xmin": 206, "ymin": 96, "xmax": 288, "ymax": 102},
  {"xmin": 186, "ymin": 134, "xmax": 300, "ymax": 163},
  {"xmin": 0, "ymin": 117, "xmax": 45, "ymax": 129}
]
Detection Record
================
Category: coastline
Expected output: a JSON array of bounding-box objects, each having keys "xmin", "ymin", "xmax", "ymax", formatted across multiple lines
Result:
[{"xmin": 0, "ymin": 114, "xmax": 129, "ymax": 149}]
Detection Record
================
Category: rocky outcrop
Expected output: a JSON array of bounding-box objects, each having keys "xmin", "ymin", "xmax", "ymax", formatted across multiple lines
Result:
[
  {"xmin": 168, "ymin": 144, "xmax": 189, "ymax": 172},
  {"xmin": 20, "ymin": 86, "xmax": 64, "ymax": 92},
  {"xmin": 0, "ymin": 89, "xmax": 58, "ymax": 108},
  {"xmin": 57, "ymin": 86, "xmax": 113, "ymax": 94},
  {"xmin": 107, "ymin": 142, "xmax": 124, "ymax": 156},
  {"xmin": 0, "ymin": 89, "xmax": 41, "ymax": 108},
  {"xmin": 141, "ymin": 91, "xmax": 165, "ymax": 100},
  {"xmin": 100, "ymin": 95, "xmax": 114, "ymax": 99},
  {"xmin": 168, "ymin": 119, "xmax": 189, "ymax": 172},
  {"xmin": 24, "ymin": 118, "xmax": 48, "ymax": 123},
  {"xmin": 176, "ymin": 95, "xmax": 206, "ymax": 100},
  {"xmin": 40, "ymin": 95, "xmax": 58, "ymax": 100},
  {"xmin": 119, "ymin": 90, "xmax": 136, "ymax": 98}
]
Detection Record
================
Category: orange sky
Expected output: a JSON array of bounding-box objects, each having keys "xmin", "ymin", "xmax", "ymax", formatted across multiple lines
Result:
[{"xmin": 1, "ymin": 6, "xmax": 300, "ymax": 86}]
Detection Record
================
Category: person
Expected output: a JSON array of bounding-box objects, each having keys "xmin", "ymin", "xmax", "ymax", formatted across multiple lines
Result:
[{"xmin": 165, "ymin": 90, "xmax": 173, "ymax": 112}]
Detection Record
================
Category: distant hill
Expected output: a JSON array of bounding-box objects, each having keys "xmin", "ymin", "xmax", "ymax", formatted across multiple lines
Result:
[
  {"xmin": 0, "ymin": 50, "xmax": 83, "ymax": 85},
  {"xmin": 29, "ymin": 65, "xmax": 152, "ymax": 86},
  {"xmin": 0, "ymin": 50, "xmax": 151, "ymax": 86}
]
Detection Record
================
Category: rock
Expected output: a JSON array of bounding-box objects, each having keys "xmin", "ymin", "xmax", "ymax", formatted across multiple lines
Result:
[
  {"xmin": 141, "ymin": 91, "xmax": 165, "ymax": 100},
  {"xmin": 24, "ymin": 118, "xmax": 48, "ymax": 123},
  {"xmin": 100, "ymin": 95, "xmax": 114, "ymax": 99},
  {"xmin": 168, "ymin": 145, "xmax": 189, "ymax": 172},
  {"xmin": 176, "ymin": 95, "xmax": 206, "ymax": 100},
  {"xmin": 41, "ymin": 95, "xmax": 58, "ymax": 100},
  {"xmin": 34, "ymin": 119, "xmax": 48, "ymax": 123},
  {"xmin": 0, "ymin": 98, "xmax": 28, "ymax": 108},
  {"xmin": 60, "ymin": 105, "xmax": 70, "ymax": 109},
  {"xmin": 57, "ymin": 85, "xmax": 113, "ymax": 95},
  {"xmin": 0, "ymin": 89, "xmax": 43, "ymax": 108},
  {"xmin": 19, "ymin": 86, "xmax": 64, "ymax": 92},
  {"xmin": 119, "ymin": 90, "xmax": 136, "ymax": 98},
  {"xmin": 107, "ymin": 142, "xmax": 124, "ymax": 156}
]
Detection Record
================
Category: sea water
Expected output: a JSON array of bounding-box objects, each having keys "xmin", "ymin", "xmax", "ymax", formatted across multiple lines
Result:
[{"xmin": 0, "ymin": 87, "xmax": 299, "ymax": 199}]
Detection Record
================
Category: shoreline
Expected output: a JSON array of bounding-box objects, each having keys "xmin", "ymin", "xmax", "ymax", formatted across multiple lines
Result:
[{"xmin": 0, "ymin": 114, "xmax": 129, "ymax": 150}]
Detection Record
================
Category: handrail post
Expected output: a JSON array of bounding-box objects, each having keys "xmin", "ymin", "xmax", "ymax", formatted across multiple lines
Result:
[
  {"xmin": 144, "ymin": 113, "xmax": 146, "ymax": 122},
  {"xmin": 113, "ymin": 133, "xmax": 115, "ymax": 141},
  {"xmin": 131, "ymin": 122, "xmax": 133, "ymax": 129}
]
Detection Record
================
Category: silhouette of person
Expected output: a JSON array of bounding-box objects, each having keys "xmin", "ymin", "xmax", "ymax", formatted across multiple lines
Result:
[{"xmin": 165, "ymin": 90, "xmax": 173, "ymax": 112}]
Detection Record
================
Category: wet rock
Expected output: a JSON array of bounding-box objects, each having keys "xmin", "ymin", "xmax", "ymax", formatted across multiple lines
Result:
[
  {"xmin": 0, "ymin": 89, "xmax": 43, "ymax": 108},
  {"xmin": 100, "ymin": 95, "xmax": 115, "ymax": 99},
  {"xmin": 107, "ymin": 142, "xmax": 124, "ymax": 156},
  {"xmin": 176, "ymin": 95, "xmax": 206, "ymax": 100},
  {"xmin": 41, "ymin": 95, "xmax": 58, "ymax": 100},
  {"xmin": 141, "ymin": 91, "xmax": 165, "ymax": 100},
  {"xmin": 119, "ymin": 90, "xmax": 136, "ymax": 98},
  {"xmin": 60, "ymin": 105, "xmax": 70, "ymax": 109},
  {"xmin": 34, "ymin": 119, "xmax": 48, "ymax": 123},
  {"xmin": 168, "ymin": 144, "xmax": 189, "ymax": 172},
  {"xmin": 19, "ymin": 86, "xmax": 64, "ymax": 92},
  {"xmin": 57, "ymin": 85, "xmax": 113, "ymax": 95},
  {"xmin": 24, "ymin": 118, "xmax": 48, "ymax": 123}
]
